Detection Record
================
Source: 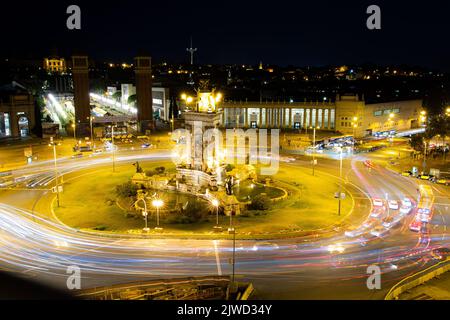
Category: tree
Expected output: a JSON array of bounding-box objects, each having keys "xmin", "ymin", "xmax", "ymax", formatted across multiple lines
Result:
[
  {"xmin": 115, "ymin": 182, "xmax": 138, "ymax": 198},
  {"xmin": 112, "ymin": 91, "xmax": 121, "ymax": 101},
  {"xmin": 250, "ymin": 194, "xmax": 271, "ymax": 210},
  {"xmin": 128, "ymin": 94, "xmax": 137, "ymax": 105},
  {"xmin": 409, "ymin": 134, "xmax": 424, "ymax": 152}
]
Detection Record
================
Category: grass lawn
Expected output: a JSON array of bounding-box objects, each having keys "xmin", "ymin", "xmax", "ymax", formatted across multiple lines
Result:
[{"xmin": 55, "ymin": 161, "xmax": 353, "ymax": 237}]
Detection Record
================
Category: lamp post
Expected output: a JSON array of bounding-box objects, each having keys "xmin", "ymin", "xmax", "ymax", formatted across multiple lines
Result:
[
  {"xmin": 212, "ymin": 199, "xmax": 220, "ymax": 228},
  {"xmin": 71, "ymin": 123, "xmax": 76, "ymax": 141},
  {"xmin": 89, "ymin": 116, "xmax": 95, "ymax": 147},
  {"xmin": 110, "ymin": 125, "xmax": 117, "ymax": 172},
  {"xmin": 135, "ymin": 198, "xmax": 150, "ymax": 232},
  {"xmin": 49, "ymin": 137, "xmax": 61, "ymax": 207},
  {"xmin": 311, "ymin": 126, "xmax": 320, "ymax": 176},
  {"xmin": 152, "ymin": 199, "xmax": 164, "ymax": 230},
  {"xmin": 337, "ymin": 147, "xmax": 343, "ymax": 216},
  {"xmin": 352, "ymin": 116, "xmax": 358, "ymax": 153}
]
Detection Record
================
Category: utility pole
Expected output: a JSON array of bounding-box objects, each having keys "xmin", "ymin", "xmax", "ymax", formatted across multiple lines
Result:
[
  {"xmin": 338, "ymin": 147, "xmax": 343, "ymax": 216},
  {"xmin": 49, "ymin": 137, "xmax": 61, "ymax": 207}
]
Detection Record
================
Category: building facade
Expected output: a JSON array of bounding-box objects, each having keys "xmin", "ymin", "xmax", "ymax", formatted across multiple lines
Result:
[
  {"xmin": 0, "ymin": 83, "xmax": 36, "ymax": 138},
  {"xmin": 43, "ymin": 57, "xmax": 67, "ymax": 74},
  {"xmin": 218, "ymin": 94, "xmax": 423, "ymax": 137}
]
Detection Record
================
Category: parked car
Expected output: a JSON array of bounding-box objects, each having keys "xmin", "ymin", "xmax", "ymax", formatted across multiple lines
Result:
[
  {"xmin": 401, "ymin": 170, "xmax": 413, "ymax": 177},
  {"xmin": 409, "ymin": 219, "xmax": 422, "ymax": 232},
  {"xmin": 388, "ymin": 200, "xmax": 399, "ymax": 210},
  {"xmin": 436, "ymin": 177, "xmax": 450, "ymax": 186},
  {"xmin": 372, "ymin": 198, "xmax": 384, "ymax": 207}
]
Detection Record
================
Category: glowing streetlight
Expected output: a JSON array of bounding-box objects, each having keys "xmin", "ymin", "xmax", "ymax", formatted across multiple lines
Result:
[
  {"xmin": 71, "ymin": 123, "xmax": 76, "ymax": 140},
  {"xmin": 152, "ymin": 199, "xmax": 164, "ymax": 230},
  {"xmin": 186, "ymin": 96, "xmax": 193, "ymax": 104},
  {"xmin": 181, "ymin": 93, "xmax": 187, "ymax": 100},
  {"xmin": 215, "ymin": 92, "xmax": 222, "ymax": 103}
]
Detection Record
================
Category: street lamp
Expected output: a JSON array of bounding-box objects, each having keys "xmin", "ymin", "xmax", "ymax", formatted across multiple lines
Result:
[
  {"xmin": 110, "ymin": 124, "xmax": 117, "ymax": 172},
  {"xmin": 89, "ymin": 116, "xmax": 95, "ymax": 147},
  {"xmin": 311, "ymin": 126, "xmax": 320, "ymax": 176},
  {"xmin": 135, "ymin": 198, "xmax": 150, "ymax": 232},
  {"xmin": 152, "ymin": 199, "xmax": 164, "ymax": 230},
  {"xmin": 71, "ymin": 123, "xmax": 76, "ymax": 141},
  {"xmin": 212, "ymin": 199, "xmax": 220, "ymax": 229},
  {"xmin": 351, "ymin": 117, "xmax": 358, "ymax": 152},
  {"xmin": 49, "ymin": 137, "xmax": 61, "ymax": 207},
  {"xmin": 336, "ymin": 147, "xmax": 344, "ymax": 216}
]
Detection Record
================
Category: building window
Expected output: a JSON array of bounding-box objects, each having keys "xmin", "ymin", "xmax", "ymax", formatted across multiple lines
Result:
[
  {"xmin": 330, "ymin": 109, "xmax": 335, "ymax": 129},
  {"xmin": 324, "ymin": 109, "xmax": 329, "ymax": 128},
  {"xmin": 305, "ymin": 109, "xmax": 310, "ymax": 127},
  {"xmin": 374, "ymin": 110, "xmax": 382, "ymax": 116},
  {"xmin": 311, "ymin": 109, "xmax": 316, "ymax": 127},
  {"xmin": 318, "ymin": 109, "xmax": 323, "ymax": 128}
]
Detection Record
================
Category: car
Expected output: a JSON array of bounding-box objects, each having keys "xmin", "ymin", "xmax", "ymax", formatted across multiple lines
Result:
[
  {"xmin": 436, "ymin": 178, "xmax": 450, "ymax": 186},
  {"xmin": 401, "ymin": 170, "xmax": 413, "ymax": 177},
  {"xmin": 432, "ymin": 248, "xmax": 450, "ymax": 260},
  {"xmin": 372, "ymin": 198, "xmax": 384, "ymax": 207},
  {"xmin": 400, "ymin": 205, "xmax": 412, "ymax": 215},
  {"xmin": 362, "ymin": 218, "xmax": 378, "ymax": 228},
  {"xmin": 370, "ymin": 206, "xmax": 385, "ymax": 218},
  {"xmin": 93, "ymin": 148, "xmax": 103, "ymax": 154},
  {"xmin": 141, "ymin": 143, "xmax": 152, "ymax": 149},
  {"xmin": 418, "ymin": 212, "xmax": 432, "ymax": 223},
  {"xmin": 370, "ymin": 226, "xmax": 389, "ymax": 238},
  {"xmin": 409, "ymin": 219, "xmax": 422, "ymax": 232},
  {"xmin": 419, "ymin": 174, "xmax": 431, "ymax": 180},
  {"xmin": 388, "ymin": 200, "xmax": 399, "ymax": 210},
  {"xmin": 401, "ymin": 198, "xmax": 412, "ymax": 208}
]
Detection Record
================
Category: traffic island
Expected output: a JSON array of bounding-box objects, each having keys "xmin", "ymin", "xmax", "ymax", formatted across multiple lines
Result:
[{"xmin": 53, "ymin": 161, "xmax": 355, "ymax": 240}]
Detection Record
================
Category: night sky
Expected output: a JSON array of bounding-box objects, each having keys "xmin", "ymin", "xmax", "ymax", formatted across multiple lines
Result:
[{"xmin": 1, "ymin": 0, "xmax": 450, "ymax": 69}]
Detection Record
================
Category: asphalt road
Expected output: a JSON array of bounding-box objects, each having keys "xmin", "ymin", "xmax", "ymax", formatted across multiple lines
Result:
[{"xmin": 0, "ymin": 143, "xmax": 449, "ymax": 299}]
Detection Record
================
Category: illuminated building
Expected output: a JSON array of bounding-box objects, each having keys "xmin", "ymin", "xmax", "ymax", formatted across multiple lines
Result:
[
  {"xmin": 43, "ymin": 57, "xmax": 67, "ymax": 74},
  {"xmin": 181, "ymin": 94, "xmax": 424, "ymax": 138}
]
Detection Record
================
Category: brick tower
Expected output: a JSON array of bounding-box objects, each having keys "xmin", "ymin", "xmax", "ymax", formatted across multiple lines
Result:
[
  {"xmin": 134, "ymin": 56, "xmax": 153, "ymax": 133},
  {"xmin": 71, "ymin": 55, "xmax": 91, "ymax": 137}
]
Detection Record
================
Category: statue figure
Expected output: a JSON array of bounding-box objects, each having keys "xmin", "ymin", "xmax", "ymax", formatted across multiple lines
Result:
[
  {"xmin": 225, "ymin": 176, "xmax": 234, "ymax": 195},
  {"xmin": 133, "ymin": 161, "xmax": 143, "ymax": 173}
]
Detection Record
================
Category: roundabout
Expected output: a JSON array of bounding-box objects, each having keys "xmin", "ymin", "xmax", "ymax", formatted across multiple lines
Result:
[
  {"xmin": 51, "ymin": 158, "xmax": 356, "ymax": 239},
  {"xmin": 0, "ymin": 146, "xmax": 449, "ymax": 299}
]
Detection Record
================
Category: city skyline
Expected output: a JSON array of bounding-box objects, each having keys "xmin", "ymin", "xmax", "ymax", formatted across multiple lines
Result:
[{"xmin": 1, "ymin": 1, "xmax": 450, "ymax": 70}]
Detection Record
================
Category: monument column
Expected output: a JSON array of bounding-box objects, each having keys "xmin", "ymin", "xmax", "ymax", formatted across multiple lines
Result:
[
  {"xmin": 134, "ymin": 56, "xmax": 153, "ymax": 134},
  {"xmin": 72, "ymin": 55, "xmax": 91, "ymax": 137}
]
